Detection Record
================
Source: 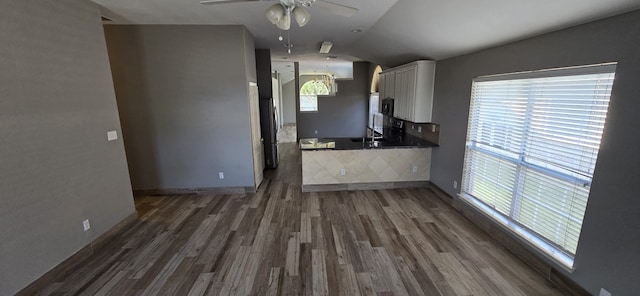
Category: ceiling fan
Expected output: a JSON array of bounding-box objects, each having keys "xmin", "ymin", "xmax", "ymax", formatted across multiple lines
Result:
[{"xmin": 199, "ymin": 0, "xmax": 359, "ymax": 30}]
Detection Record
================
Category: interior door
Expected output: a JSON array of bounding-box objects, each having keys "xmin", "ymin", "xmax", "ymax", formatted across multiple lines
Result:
[{"xmin": 249, "ymin": 83, "xmax": 264, "ymax": 189}]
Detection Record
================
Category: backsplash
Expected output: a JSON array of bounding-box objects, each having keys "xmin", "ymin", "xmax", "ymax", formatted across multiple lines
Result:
[
  {"xmin": 383, "ymin": 115, "xmax": 440, "ymax": 145},
  {"xmin": 405, "ymin": 121, "xmax": 440, "ymax": 145}
]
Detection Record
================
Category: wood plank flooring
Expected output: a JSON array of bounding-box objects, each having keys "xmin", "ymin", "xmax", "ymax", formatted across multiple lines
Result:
[{"xmin": 34, "ymin": 143, "xmax": 565, "ymax": 295}]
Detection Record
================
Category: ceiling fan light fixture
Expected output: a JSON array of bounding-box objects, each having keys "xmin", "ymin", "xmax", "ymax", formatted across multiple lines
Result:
[
  {"xmin": 265, "ymin": 3, "xmax": 285, "ymax": 25},
  {"xmin": 276, "ymin": 13, "xmax": 291, "ymax": 30},
  {"xmin": 293, "ymin": 6, "xmax": 311, "ymax": 27}
]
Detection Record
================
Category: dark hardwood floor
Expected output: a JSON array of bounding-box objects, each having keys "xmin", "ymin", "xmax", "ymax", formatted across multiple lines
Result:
[{"xmin": 33, "ymin": 143, "xmax": 565, "ymax": 295}]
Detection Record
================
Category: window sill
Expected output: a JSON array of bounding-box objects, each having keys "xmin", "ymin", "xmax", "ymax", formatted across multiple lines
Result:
[{"xmin": 458, "ymin": 193, "xmax": 576, "ymax": 273}]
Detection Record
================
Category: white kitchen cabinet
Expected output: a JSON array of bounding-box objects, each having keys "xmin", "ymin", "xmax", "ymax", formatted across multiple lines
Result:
[
  {"xmin": 381, "ymin": 60, "xmax": 435, "ymax": 123},
  {"xmin": 379, "ymin": 70, "xmax": 395, "ymax": 101}
]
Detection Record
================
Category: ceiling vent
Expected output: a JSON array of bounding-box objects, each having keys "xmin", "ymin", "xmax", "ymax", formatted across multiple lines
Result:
[{"xmin": 319, "ymin": 41, "xmax": 333, "ymax": 54}]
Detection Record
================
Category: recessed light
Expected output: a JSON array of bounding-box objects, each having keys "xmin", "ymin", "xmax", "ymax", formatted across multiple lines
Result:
[
  {"xmin": 351, "ymin": 29, "xmax": 362, "ymax": 33},
  {"xmin": 282, "ymin": 57, "xmax": 289, "ymax": 59}
]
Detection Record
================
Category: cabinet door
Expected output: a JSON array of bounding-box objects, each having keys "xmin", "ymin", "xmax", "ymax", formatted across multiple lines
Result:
[
  {"xmin": 378, "ymin": 72, "xmax": 386, "ymax": 110},
  {"xmin": 395, "ymin": 70, "xmax": 404, "ymax": 119},
  {"xmin": 396, "ymin": 69, "xmax": 410, "ymax": 120},
  {"xmin": 385, "ymin": 72, "xmax": 395, "ymax": 99},
  {"xmin": 403, "ymin": 70, "xmax": 411, "ymax": 120},
  {"xmin": 405, "ymin": 66, "xmax": 417, "ymax": 121},
  {"xmin": 392, "ymin": 71, "xmax": 402, "ymax": 118}
]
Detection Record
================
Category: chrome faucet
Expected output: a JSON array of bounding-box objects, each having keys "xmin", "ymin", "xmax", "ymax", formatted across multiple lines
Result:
[{"xmin": 370, "ymin": 120, "xmax": 375, "ymax": 142}]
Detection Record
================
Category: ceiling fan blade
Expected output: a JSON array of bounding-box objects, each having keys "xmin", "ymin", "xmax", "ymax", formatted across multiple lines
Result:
[
  {"xmin": 200, "ymin": 0, "xmax": 263, "ymax": 5},
  {"xmin": 313, "ymin": 0, "xmax": 358, "ymax": 17}
]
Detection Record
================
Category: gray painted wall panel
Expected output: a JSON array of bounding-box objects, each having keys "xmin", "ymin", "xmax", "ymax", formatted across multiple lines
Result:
[
  {"xmin": 0, "ymin": 1, "xmax": 136, "ymax": 294},
  {"xmin": 104, "ymin": 25, "xmax": 257, "ymax": 189},
  {"xmin": 297, "ymin": 62, "xmax": 370, "ymax": 138},
  {"xmin": 282, "ymin": 80, "xmax": 297, "ymax": 124},
  {"xmin": 430, "ymin": 10, "xmax": 640, "ymax": 294}
]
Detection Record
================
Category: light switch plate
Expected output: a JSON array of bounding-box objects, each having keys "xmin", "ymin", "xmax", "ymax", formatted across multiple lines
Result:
[
  {"xmin": 83, "ymin": 219, "xmax": 91, "ymax": 231},
  {"xmin": 107, "ymin": 130, "xmax": 118, "ymax": 141},
  {"xmin": 432, "ymin": 125, "xmax": 437, "ymax": 132},
  {"xmin": 417, "ymin": 126, "xmax": 422, "ymax": 133}
]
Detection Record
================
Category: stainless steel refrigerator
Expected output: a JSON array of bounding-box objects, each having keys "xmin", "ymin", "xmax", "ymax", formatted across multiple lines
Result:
[{"xmin": 259, "ymin": 98, "xmax": 279, "ymax": 169}]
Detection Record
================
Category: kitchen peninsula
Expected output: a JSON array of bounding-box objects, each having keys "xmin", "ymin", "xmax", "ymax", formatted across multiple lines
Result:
[{"xmin": 300, "ymin": 133, "xmax": 437, "ymax": 192}]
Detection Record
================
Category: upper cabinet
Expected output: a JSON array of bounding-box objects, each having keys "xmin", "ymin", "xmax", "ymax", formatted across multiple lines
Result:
[
  {"xmin": 380, "ymin": 60, "xmax": 436, "ymax": 123},
  {"xmin": 379, "ymin": 70, "xmax": 395, "ymax": 102}
]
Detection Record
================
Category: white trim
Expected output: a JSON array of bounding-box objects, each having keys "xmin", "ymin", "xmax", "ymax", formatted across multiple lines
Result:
[
  {"xmin": 458, "ymin": 193, "xmax": 575, "ymax": 272},
  {"xmin": 474, "ymin": 62, "xmax": 617, "ymax": 82}
]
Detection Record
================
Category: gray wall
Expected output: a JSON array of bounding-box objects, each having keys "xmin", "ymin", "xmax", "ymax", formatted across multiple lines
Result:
[
  {"xmin": 104, "ymin": 25, "xmax": 257, "ymax": 190},
  {"xmin": 0, "ymin": 1, "xmax": 136, "ymax": 294},
  {"xmin": 297, "ymin": 62, "xmax": 370, "ymax": 138},
  {"xmin": 282, "ymin": 80, "xmax": 297, "ymax": 124},
  {"xmin": 430, "ymin": 10, "xmax": 640, "ymax": 294}
]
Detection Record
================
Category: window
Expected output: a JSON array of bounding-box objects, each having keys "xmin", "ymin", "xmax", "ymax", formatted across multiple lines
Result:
[
  {"xmin": 461, "ymin": 63, "xmax": 616, "ymax": 267},
  {"xmin": 300, "ymin": 79, "xmax": 329, "ymax": 112}
]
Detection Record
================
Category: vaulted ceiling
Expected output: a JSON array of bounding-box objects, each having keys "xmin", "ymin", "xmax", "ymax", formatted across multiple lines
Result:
[{"xmin": 95, "ymin": 0, "xmax": 640, "ymax": 68}]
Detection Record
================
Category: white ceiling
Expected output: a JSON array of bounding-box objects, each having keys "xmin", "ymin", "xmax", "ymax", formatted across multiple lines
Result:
[{"xmin": 95, "ymin": 0, "xmax": 640, "ymax": 67}]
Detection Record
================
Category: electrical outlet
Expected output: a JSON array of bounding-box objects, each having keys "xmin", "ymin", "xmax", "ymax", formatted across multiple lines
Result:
[
  {"xmin": 599, "ymin": 288, "xmax": 612, "ymax": 296},
  {"xmin": 412, "ymin": 165, "xmax": 418, "ymax": 173},
  {"xmin": 218, "ymin": 172, "xmax": 224, "ymax": 179},
  {"xmin": 83, "ymin": 219, "xmax": 91, "ymax": 231},
  {"xmin": 417, "ymin": 126, "xmax": 422, "ymax": 133},
  {"xmin": 107, "ymin": 130, "xmax": 118, "ymax": 141},
  {"xmin": 314, "ymin": 130, "xmax": 318, "ymax": 134},
  {"xmin": 431, "ymin": 125, "xmax": 437, "ymax": 133},
  {"xmin": 340, "ymin": 168, "xmax": 346, "ymax": 176},
  {"xmin": 411, "ymin": 124, "xmax": 415, "ymax": 130},
  {"xmin": 453, "ymin": 180, "xmax": 458, "ymax": 189}
]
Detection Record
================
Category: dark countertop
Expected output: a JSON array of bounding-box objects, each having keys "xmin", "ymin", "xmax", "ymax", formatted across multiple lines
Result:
[{"xmin": 299, "ymin": 133, "xmax": 438, "ymax": 151}]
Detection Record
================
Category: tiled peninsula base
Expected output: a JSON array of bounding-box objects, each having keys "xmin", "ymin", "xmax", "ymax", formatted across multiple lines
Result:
[{"xmin": 301, "ymin": 148, "xmax": 431, "ymax": 192}]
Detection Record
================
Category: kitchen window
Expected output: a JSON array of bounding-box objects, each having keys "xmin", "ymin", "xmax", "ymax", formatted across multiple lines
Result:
[
  {"xmin": 461, "ymin": 63, "xmax": 616, "ymax": 268},
  {"xmin": 299, "ymin": 79, "xmax": 329, "ymax": 112}
]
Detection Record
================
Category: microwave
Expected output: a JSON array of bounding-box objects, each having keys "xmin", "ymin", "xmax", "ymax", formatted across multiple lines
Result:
[{"xmin": 381, "ymin": 98, "xmax": 394, "ymax": 116}]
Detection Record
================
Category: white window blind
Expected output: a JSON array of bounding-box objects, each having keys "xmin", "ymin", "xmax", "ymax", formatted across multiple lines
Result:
[{"xmin": 461, "ymin": 63, "xmax": 616, "ymax": 263}]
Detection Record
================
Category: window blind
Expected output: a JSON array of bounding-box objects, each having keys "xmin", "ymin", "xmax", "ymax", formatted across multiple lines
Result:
[{"xmin": 462, "ymin": 63, "xmax": 616, "ymax": 260}]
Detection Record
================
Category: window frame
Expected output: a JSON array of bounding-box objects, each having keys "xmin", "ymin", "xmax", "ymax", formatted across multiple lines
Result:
[
  {"xmin": 460, "ymin": 63, "xmax": 617, "ymax": 270},
  {"xmin": 299, "ymin": 78, "xmax": 331, "ymax": 113}
]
